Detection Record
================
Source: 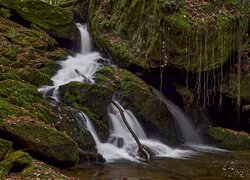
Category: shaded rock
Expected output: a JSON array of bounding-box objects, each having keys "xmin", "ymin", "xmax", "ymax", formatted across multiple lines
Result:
[
  {"xmin": 51, "ymin": 101, "xmax": 96, "ymax": 151},
  {"xmin": 96, "ymin": 67, "xmax": 178, "ymax": 142},
  {"xmin": 0, "ymin": 0, "xmax": 79, "ymax": 40},
  {"xmin": 0, "ymin": 138, "xmax": 12, "ymax": 160},
  {"xmin": 59, "ymin": 81, "xmax": 113, "ymax": 140},
  {"xmin": 79, "ymin": 150, "xmax": 105, "ymax": 164},
  {"xmin": 0, "ymin": 120, "xmax": 79, "ymax": 166},
  {"xmin": 21, "ymin": 160, "xmax": 77, "ymax": 179},
  {"xmin": 205, "ymin": 127, "xmax": 250, "ymax": 150},
  {"xmin": 0, "ymin": 150, "xmax": 32, "ymax": 173}
]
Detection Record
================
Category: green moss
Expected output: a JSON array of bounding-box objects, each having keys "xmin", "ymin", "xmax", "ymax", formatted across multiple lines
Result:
[
  {"xmin": 11, "ymin": 67, "xmax": 52, "ymax": 87},
  {"xmin": 0, "ymin": 80, "xmax": 53, "ymax": 123},
  {"xmin": 206, "ymin": 127, "xmax": 250, "ymax": 150},
  {"xmin": 0, "ymin": 122, "xmax": 79, "ymax": 165},
  {"xmin": 0, "ymin": 0, "xmax": 78, "ymax": 40},
  {"xmin": 0, "ymin": 139, "xmax": 13, "ymax": 160},
  {"xmin": 0, "ymin": 7, "xmax": 11, "ymax": 18},
  {"xmin": 0, "ymin": 150, "xmax": 32, "ymax": 173},
  {"xmin": 0, "ymin": 166, "xmax": 8, "ymax": 179}
]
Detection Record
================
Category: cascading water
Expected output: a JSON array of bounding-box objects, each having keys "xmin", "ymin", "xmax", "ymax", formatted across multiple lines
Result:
[
  {"xmin": 151, "ymin": 88, "xmax": 203, "ymax": 145},
  {"xmin": 39, "ymin": 24, "xmax": 104, "ymax": 100},
  {"xmin": 39, "ymin": 23, "xmax": 193, "ymax": 162}
]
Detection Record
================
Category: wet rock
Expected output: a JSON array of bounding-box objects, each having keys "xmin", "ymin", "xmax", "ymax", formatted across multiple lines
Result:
[
  {"xmin": 0, "ymin": 120, "xmax": 79, "ymax": 166},
  {"xmin": 205, "ymin": 127, "xmax": 250, "ymax": 150},
  {"xmin": 79, "ymin": 150, "xmax": 105, "ymax": 164},
  {"xmin": 51, "ymin": 101, "xmax": 96, "ymax": 151},
  {"xmin": 0, "ymin": 0, "xmax": 79, "ymax": 40},
  {"xmin": 96, "ymin": 67, "xmax": 178, "ymax": 142}
]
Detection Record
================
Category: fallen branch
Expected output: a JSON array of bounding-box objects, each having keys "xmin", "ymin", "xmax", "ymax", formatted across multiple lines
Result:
[{"xmin": 111, "ymin": 100, "xmax": 151, "ymax": 161}]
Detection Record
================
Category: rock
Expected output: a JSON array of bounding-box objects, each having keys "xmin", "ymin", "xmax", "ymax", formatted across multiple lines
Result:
[
  {"xmin": 59, "ymin": 81, "xmax": 113, "ymax": 140},
  {"xmin": 0, "ymin": 150, "xmax": 32, "ymax": 173},
  {"xmin": 0, "ymin": 120, "xmax": 79, "ymax": 166},
  {"xmin": 0, "ymin": 80, "xmax": 52, "ymax": 123},
  {"xmin": 86, "ymin": 0, "xmax": 248, "ymax": 71},
  {"xmin": 51, "ymin": 101, "xmax": 96, "ymax": 151},
  {"xmin": 96, "ymin": 67, "xmax": 178, "ymax": 142},
  {"xmin": 205, "ymin": 127, "xmax": 250, "ymax": 150},
  {"xmin": 0, "ymin": 0, "xmax": 79, "ymax": 40},
  {"xmin": 0, "ymin": 139, "xmax": 12, "ymax": 160},
  {"xmin": 79, "ymin": 150, "xmax": 105, "ymax": 164},
  {"xmin": 21, "ymin": 160, "xmax": 77, "ymax": 179}
]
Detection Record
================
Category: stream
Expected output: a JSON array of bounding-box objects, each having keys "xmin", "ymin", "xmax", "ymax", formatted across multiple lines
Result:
[{"xmin": 39, "ymin": 24, "xmax": 250, "ymax": 179}]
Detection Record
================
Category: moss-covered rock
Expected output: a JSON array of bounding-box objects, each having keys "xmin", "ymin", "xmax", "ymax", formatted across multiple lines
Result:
[
  {"xmin": 0, "ymin": 0, "xmax": 79, "ymax": 40},
  {"xmin": 0, "ymin": 119, "xmax": 79, "ymax": 166},
  {"xmin": 86, "ymin": 0, "xmax": 248, "ymax": 71},
  {"xmin": 205, "ymin": 127, "xmax": 250, "ymax": 150},
  {"xmin": 0, "ymin": 150, "xmax": 32, "ymax": 173},
  {"xmin": 51, "ymin": 102, "xmax": 96, "ymax": 151},
  {"xmin": 21, "ymin": 160, "xmax": 76, "ymax": 179},
  {"xmin": 59, "ymin": 81, "xmax": 113, "ymax": 140},
  {"xmin": 0, "ymin": 79, "xmax": 53, "ymax": 123},
  {"xmin": 96, "ymin": 67, "xmax": 178, "ymax": 142},
  {"xmin": 0, "ymin": 139, "xmax": 12, "ymax": 160}
]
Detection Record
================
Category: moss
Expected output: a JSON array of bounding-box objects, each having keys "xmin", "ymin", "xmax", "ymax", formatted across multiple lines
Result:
[
  {"xmin": 206, "ymin": 127, "xmax": 250, "ymax": 150},
  {"xmin": 0, "ymin": 56, "xmax": 11, "ymax": 66},
  {"xmin": 60, "ymin": 81, "xmax": 113, "ymax": 117},
  {"xmin": 87, "ymin": 0, "xmax": 248, "ymax": 71},
  {"xmin": 0, "ymin": 73, "xmax": 21, "ymax": 82},
  {"xmin": 0, "ymin": 150, "xmax": 32, "ymax": 173},
  {"xmin": 0, "ymin": 121, "xmax": 79, "ymax": 165},
  {"xmin": 0, "ymin": 166, "xmax": 8, "ymax": 179},
  {"xmin": 11, "ymin": 67, "xmax": 52, "ymax": 87},
  {"xmin": 0, "ymin": 139, "xmax": 13, "ymax": 160},
  {"xmin": 0, "ymin": 7, "xmax": 11, "ymax": 18},
  {"xmin": 0, "ymin": 80, "xmax": 53, "ymax": 123},
  {"xmin": 0, "ymin": 0, "xmax": 79, "ymax": 40},
  {"xmin": 21, "ymin": 160, "xmax": 72, "ymax": 179}
]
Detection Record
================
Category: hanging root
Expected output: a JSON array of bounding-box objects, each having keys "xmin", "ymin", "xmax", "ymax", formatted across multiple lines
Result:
[{"xmin": 111, "ymin": 100, "xmax": 151, "ymax": 161}]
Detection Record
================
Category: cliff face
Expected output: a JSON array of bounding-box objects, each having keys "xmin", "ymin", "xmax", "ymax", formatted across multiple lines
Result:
[{"xmin": 86, "ymin": 0, "xmax": 249, "ymax": 71}]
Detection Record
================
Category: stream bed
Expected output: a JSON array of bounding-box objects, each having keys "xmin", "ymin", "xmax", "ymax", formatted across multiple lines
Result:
[{"xmin": 65, "ymin": 150, "xmax": 250, "ymax": 179}]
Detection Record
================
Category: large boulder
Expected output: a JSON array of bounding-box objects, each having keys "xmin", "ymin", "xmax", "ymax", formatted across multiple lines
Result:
[
  {"xmin": 96, "ymin": 67, "xmax": 178, "ymax": 142},
  {"xmin": 0, "ymin": 0, "xmax": 79, "ymax": 40},
  {"xmin": 59, "ymin": 81, "xmax": 113, "ymax": 140},
  {"xmin": 0, "ymin": 117, "xmax": 79, "ymax": 166},
  {"xmin": 205, "ymin": 127, "xmax": 250, "ymax": 150},
  {"xmin": 86, "ymin": 0, "xmax": 249, "ymax": 71}
]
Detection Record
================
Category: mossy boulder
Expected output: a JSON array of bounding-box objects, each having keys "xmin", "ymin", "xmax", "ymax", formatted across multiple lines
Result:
[
  {"xmin": 51, "ymin": 102, "xmax": 96, "ymax": 151},
  {"xmin": 0, "ymin": 0, "xmax": 79, "ymax": 40},
  {"xmin": 86, "ymin": 0, "xmax": 248, "ymax": 71},
  {"xmin": 59, "ymin": 81, "xmax": 113, "ymax": 140},
  {"xmin": 96, "ymin": 67, "xmax": 178, "ymax": 142},
  {"xmin": 0, "ymin": 120, "xmax": 79, "ymax": 166},
  {"xmin": 0, "ymin": 139, "xmax": 12, "ymax": 160},
  {"xmin": 0, "ymin": 79, "xmax": 53, "ymax": 123},
  {"xmin": 0, "ymin": 150, "xmax": 32, "ymax": 173},
  {"xmin": 205, "ymin": 127, "xmax": 250, "ymax": 150}
]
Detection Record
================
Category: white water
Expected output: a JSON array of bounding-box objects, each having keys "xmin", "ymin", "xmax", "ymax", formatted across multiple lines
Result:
[
  {"xmin": 39, "ymin": 24, "xmax": 194, "ymax": 162},
  {"xmin": 38, "ymin": 24, "xmax": 103, "ymax": 100},
  {"xmin": 151, "ymin": 88, "xmax": 203, "ymax": 145}
]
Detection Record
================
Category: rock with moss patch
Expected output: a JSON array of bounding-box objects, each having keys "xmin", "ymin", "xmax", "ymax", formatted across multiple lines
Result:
[
  {"xmin": 0, "ymin": 139, "xmax": 13, "ymax": 160},
  {"xmin": 0, "ymin": 150, "xmax": 32, "ymax": 173},
  {"xmin": 86, "ymin": 0, "xmax": 248, "ymax": 71},
  {"xmin": 0, "ymin": 0, "xmax": 79, "ymax": 40},
  {"xmin": 96, "ymin": 67, "xmax": 178, "ymax": 142},
  {"xmin": 0, "ymin": 120, "xmax": 79, "ymax": 166},
  {"xmin": 206, "ymin": 127, "xmax": 250, "ymax": 150}
]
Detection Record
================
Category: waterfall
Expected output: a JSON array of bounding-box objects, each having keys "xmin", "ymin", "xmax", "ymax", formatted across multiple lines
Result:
[
  {"xmin": 151, "ymin": 88, "xmax": 203, "ymax": 145},
  {"xmin": 39, "ymin": 24, "xmax": 193, "ymax": 162}
]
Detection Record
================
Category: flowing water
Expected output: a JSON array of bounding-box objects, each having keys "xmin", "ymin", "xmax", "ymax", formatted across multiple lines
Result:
[
  {"xmin": 152, "ymin": 87, "xmax": 203, "ymax": 145},
  {"xmin": 38, "ymin": 24, "xmax": 250, "ymax": 179}
]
